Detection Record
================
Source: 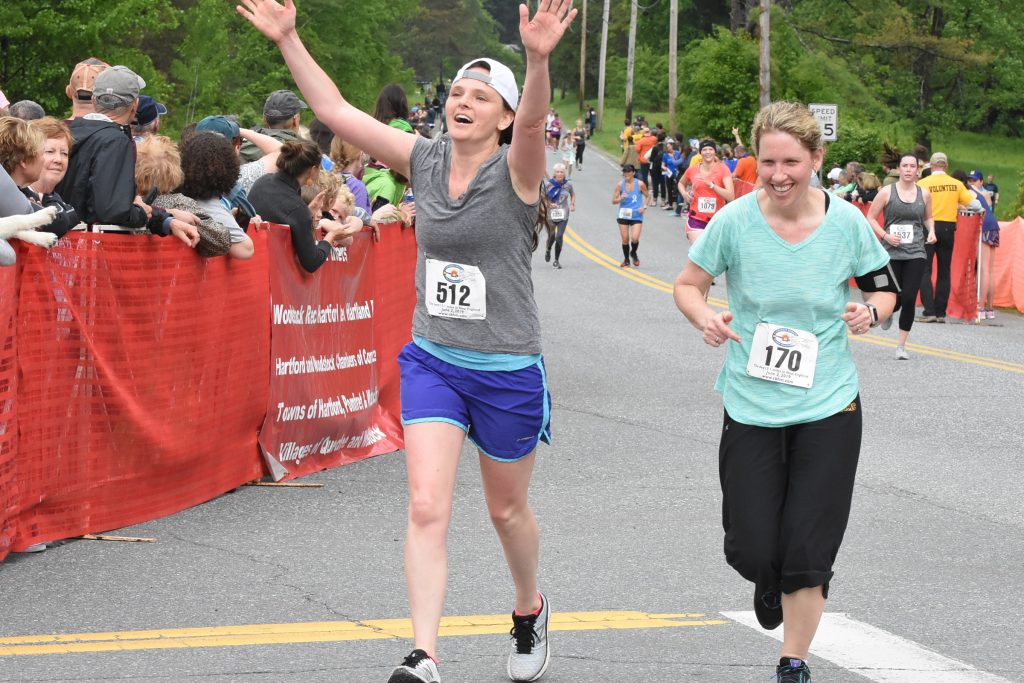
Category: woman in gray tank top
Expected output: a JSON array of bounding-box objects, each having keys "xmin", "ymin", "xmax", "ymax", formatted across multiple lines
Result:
[
  {"xmin": 866, "ymin": 152, "xmax": 935, "ymax": 359},
  {"xmin": 241, "ymin": 2, "xmax": 576, "ymax": 681}
]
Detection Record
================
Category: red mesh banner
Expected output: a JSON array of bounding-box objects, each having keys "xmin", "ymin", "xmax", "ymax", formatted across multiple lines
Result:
[
  {"xmin": 944, "ymin": 213, "xmax": 981, "ymax": 321},
  {"xmin": 11, "ymin": 232, "xmax": 270, "ymax": 551},
  {"xmin": 259, "ymin": 225, "xmax": 404, "ymax": 480},
  {"xmin": 0, "ymin": 222, "xmax": 418, "ymax": 561},
  {"xmin": 0, "ymin": 264, "xmax": 19, "ymax": 560}
]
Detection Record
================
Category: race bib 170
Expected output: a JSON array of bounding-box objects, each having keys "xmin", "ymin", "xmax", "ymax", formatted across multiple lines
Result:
[{"xmin": 746, "ymin": 323, "xmax": 819, "ymax": 389}]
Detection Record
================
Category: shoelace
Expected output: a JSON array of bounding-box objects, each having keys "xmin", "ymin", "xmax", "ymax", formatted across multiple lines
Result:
[
  {"xmin": 510, "ymin": 614, "xmax": 538, "ymax": 654},
  {"xmin": 401, "ymin": 649, "xmax": 430, "ymax": 669}
]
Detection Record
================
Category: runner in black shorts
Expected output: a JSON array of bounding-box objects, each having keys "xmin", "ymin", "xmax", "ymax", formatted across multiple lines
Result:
[{"xmin": 611, "ymin": 163, "xmax": 649, "ymax": 267}]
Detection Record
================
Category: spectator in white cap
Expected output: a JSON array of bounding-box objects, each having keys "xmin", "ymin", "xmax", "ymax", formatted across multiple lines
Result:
[
  {"xmin": 240, "ymin": 0, "xmax": 577, "ymax": 681},
  {"xmin": 56, "ymin": 65, "xmax": 200, "ymax": 246},
  {"xmin": 239, "ymin": 89, "xmax": 308, "ymax": 162}
]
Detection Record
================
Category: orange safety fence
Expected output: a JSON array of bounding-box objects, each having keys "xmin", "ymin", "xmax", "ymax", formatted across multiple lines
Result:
[
  {"xmin": 0, "ymin": 223, "xmax": 416, "ymax": 560},
  {"xmin": 993, "ymin": 218, "xmax": 1024, "ymax": 312}
]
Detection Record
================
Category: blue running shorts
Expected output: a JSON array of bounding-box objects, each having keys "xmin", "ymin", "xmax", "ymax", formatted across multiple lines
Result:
[{"xmin": 397, "ymin": 342, "xmax": 552, "ymax": 462}]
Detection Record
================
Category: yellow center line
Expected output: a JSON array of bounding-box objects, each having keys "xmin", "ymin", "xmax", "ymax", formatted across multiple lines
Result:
[
  {"xmin": 564, "ymin": 226, "xmax": 1024, "ymax": 375},
  {"xmin": 0, "ymin": 611, "xmax": 729, "ymax": 657}
]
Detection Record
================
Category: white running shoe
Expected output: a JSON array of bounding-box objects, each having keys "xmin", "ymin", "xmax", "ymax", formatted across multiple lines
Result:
[
  {"xmin": 507, "ymin": 593, "xmax": 550, "ymax": 682},
  {"xmin": 388, "ymin": 649, "xmax": 440, "ymax": 683},
  {"xmin": 895, "ymin": 346, "xmax": 910, "ymax": 360}
]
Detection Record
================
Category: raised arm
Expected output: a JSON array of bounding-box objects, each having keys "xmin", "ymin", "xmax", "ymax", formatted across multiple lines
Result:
[
  {"xmin": 239, "ymin": 127, "xmax": 284, "ymax": 155},
  {"xmin": 237, "ymin": 0, "xmax": 415, "ymax": 177},
  {"xmin": 508, "ymin": 0, "xmax": 577, "ymax": 202}
]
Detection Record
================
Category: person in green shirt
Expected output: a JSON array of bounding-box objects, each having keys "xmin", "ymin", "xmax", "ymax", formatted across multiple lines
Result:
[{"xmin": 674, "ymin": 101, "xmax": 895, "ymax": 683}]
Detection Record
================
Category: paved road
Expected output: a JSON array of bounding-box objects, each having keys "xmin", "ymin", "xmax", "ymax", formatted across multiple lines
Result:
[{"xmin": 2, "ymin": 145, "xmax": 1022, "ymax": 682}]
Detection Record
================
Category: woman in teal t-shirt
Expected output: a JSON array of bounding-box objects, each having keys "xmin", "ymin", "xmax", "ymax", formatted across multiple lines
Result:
[{"xmin": 673, "ymin": 101, "xmax": 895, "ymax": 683}]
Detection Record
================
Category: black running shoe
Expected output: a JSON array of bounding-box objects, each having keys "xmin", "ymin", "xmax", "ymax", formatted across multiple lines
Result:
[
  {"xmin": 754, "ymin": 586, "xmax": 783, "ymax": 630},
  {"xmin": 388, "ymin": 649, "xmax": 440, "ymax": 682},
  {"xmin": 775, "ymin": 657, "xmax": 811, "ymax": 682},
  {"xmin": 552, "ymin": 260, "xmax": 562, "ymax": 269},
  {"xmin": 544, "ymin": 248, "xmax": 551, "ymax": 262}
]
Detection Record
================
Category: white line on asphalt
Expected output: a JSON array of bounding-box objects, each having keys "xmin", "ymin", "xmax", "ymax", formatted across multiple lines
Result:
[{"xmin": 722, "ymin": 611, "xmax": 1013, "ymax": 682}]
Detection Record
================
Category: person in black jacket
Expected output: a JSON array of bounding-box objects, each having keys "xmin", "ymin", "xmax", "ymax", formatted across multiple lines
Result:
[
  {"xmin": 248, "ymin": 139, "xmax": 361, "ymax": 273},
  {"xmin": 55, "ymin": 65, "xmax": 198, "ymax": 246}
]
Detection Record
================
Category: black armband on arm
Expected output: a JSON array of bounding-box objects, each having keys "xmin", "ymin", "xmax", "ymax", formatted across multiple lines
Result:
[{"xmin": 855, "ymin": 262, "xmax": 901, "ymax": 294}]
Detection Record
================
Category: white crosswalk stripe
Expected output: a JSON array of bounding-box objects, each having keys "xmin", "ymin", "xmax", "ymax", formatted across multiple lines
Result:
[{"xmin": 723, "ymin": 611, "xmax": 1013, "ymax": 682}]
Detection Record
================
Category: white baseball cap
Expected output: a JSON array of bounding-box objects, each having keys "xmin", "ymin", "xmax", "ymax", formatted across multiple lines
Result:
[{"xmin": 452, "ymin": 58, "xmax": 519, "ymax": 112}]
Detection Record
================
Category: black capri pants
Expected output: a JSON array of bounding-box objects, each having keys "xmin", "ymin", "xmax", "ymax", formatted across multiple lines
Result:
[
  {"xmin": 888, "ymin": 257, "xmax": 927, "ymax": 332},
  {"xmin": 719, "ymin": 397, "xmax": 862, "ymax": 597}
]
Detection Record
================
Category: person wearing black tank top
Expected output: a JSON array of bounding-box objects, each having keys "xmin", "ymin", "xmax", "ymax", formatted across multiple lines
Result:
[
  {"xmin": 867, "ymin": 153, "xmax": 935, "ymax": 359},
  {"xmin": 240, "ymin": 2, "xmax": 577, "ymax": 681}
]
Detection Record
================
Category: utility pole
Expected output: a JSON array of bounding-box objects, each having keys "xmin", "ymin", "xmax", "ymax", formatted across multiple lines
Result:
[
  {"xmin": 759, "ymin": 0, "xmax": 771, "ymax": 108},
  {"xmin": 625, "ymin": 0, "xmax": 638, "ymax": 124},
  {"xmin": 668, "ymin": 0, "xmax": 678, "ymax": 133},
  {"xmin": 579, "ymin": 0, "xmax": 587, "ymax": 111},
  {"xmin": 597, "ymin": 0, "xmax": 610, "ymax": 131}
]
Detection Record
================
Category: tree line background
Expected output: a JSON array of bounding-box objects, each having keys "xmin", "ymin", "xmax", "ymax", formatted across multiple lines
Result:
[{"xmin": 1, "ymin": 0, "xmax": 1020, "ymax": 209}]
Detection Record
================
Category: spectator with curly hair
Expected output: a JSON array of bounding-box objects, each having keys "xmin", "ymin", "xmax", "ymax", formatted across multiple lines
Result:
[
  {"xmin": 179, "ymin": 132, "xmax": 255, "ymax": 259},
  {"xmin": 329, "ymin": 136, "xmax": 371, "ymax": 215},
  {"xmin": 135, "ymin": 134, "xmax": 236, "ymax": 259}
]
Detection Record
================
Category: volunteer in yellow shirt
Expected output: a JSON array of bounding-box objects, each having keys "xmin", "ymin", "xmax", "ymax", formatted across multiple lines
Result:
[{"xmin": 915, "ymin": 152, "xmax": 980, "ymax": 322}]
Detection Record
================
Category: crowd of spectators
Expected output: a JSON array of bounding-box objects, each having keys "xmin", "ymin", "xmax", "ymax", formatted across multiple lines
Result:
[{"xmin": 1, "ymin": 58, "xmax": 426, "ymax": 273}]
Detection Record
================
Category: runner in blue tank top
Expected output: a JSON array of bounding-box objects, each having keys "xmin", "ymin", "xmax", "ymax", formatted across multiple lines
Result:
[
  {"xmin": 240, "ymin": 1, "xmax": 577, "ymax": 681},
  {"xmin": 611, "ymin": 163, "xmax": 650, "ymax": 267}
]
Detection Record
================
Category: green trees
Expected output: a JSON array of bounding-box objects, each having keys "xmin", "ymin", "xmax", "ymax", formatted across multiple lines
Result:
[
  {"xmin": 0, "ymin": 0, "xmax": 178, "ymax": 118},
  {"xmin": 0, "ymin": 0, "xmax": 417, "ymax": 131}
]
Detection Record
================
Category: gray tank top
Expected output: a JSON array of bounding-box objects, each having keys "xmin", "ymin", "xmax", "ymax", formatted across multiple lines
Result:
[
  {"xmin": 409, "ymin": 135, "xmax": 542, "ymax": 354},
  {"xmin": 882, "ymin": 184, "xmax": 926, "ymax": 260}
]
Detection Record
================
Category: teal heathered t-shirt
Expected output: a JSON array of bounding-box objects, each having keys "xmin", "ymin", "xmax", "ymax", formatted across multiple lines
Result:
[{"xmin": 687, "ymin": 190, "xmax": 889, "ymax": 427}]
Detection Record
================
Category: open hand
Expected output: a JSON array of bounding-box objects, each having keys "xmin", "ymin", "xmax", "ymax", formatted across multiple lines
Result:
[
  {"xmin": 236, "ymin": 0, "xmax": 297, "ymax": 44},
  {"xmin": 519, "ymin": 0, "xmax": 578, "ymax": 58}
]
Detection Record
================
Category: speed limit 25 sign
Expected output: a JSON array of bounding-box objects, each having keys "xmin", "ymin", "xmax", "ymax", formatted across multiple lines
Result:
[{"xmin": 809, "ymin": 103, "xmax": 838, "ymax": 142}]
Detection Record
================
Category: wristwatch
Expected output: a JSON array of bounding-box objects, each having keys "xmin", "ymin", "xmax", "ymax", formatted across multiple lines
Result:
[{"xmin": 865, "ymin": 302, "xmax": 880, "ymax": 327}]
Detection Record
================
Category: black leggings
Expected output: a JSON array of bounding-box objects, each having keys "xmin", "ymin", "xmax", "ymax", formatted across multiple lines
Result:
[
  {"xmin": 889, "ymin": 257, "xmax": 926, "ymax": 332},
  {"xmin": 719, "ymin": 399, "xmax": 862, "ymax": 596},
  {"xmin": 575, "ymin": 144, "xmax": 584, "ymax": 166},
  {"xmin": 545, "ymin": 220, "xmax": 568, "ymax": 260}
]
